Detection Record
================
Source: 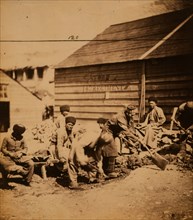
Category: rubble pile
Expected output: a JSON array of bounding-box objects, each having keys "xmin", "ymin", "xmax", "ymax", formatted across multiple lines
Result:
[
  {"xmin": 30, "ymin": 119, "xmax": 193, "ymax": 179},
  {"xmin": 31, "ymin": 119, "xmax": 56, "ymax": 144},
  {"xmin": 116, "ymin": 131, "xmax": 193, "ymax": 172}
]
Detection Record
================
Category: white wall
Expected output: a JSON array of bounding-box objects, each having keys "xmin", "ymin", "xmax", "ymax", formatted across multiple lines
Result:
[{"xmin": 0, "ymin": 71, "xmax": 44, "ymax": 130}]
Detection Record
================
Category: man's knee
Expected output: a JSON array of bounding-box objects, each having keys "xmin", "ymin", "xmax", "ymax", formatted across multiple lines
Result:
[{"xmin": 27, "ymin": 160, "xmax": 34, "ymax": 168}]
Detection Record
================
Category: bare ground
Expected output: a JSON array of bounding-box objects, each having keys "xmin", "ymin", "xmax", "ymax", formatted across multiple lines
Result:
[{"xmin": 0, "ymin": 164, "xmax": 193, "ymax": 220}]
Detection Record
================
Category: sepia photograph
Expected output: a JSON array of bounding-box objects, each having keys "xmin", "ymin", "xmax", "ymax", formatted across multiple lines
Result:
[{"xmin": 0, "ymin": 0, "xmax": 193, "ymax": 219}]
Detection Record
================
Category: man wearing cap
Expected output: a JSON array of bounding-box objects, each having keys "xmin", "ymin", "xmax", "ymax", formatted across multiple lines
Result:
[
  {"xmin": 106, "ymin": 105, "xmax": 139, "ymax": 152},
  {"xmin": 138, "ymin": 97, "xmax": 166, "ymax": 149},
  {"xmin": 55, "ymin": 105, "xmax": 70, "ymax": 129},
  {"xmin": 0, "ymin": 124, "xmax": 34, "ymax": 187}
]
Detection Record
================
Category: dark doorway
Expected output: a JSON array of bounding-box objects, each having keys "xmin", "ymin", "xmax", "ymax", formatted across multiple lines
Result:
[{"xmin": 0, "ymin": 102, "xmax": 10, "ymax": 132}]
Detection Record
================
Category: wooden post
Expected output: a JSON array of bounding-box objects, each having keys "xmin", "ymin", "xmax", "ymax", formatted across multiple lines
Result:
[
  {"xmin": 13, "ymin": 71, "xmax": 16, "ymax": 80},
  {"xmin": 34, "ymin": 68, "xmax": 38, "ymax": 81},
  {"xmin": 23, "ymin": 71, "xmax": 27, "ymax": 81},
  {"xmin": 41, "ymin": 164, "xmax": 47, "ymax": 180},
  {"xmin": 139, "ymin": 61, "xmax": 146, "ymax": 123}
]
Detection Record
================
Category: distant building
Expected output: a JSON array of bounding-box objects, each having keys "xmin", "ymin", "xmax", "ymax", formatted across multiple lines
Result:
[
  {"xmin": 0, "ymin": 70, "xmax": 44, "ymax": 132},
  {"xmin": 54, "ymin": 8, "xmax": 193, "ymax": 127},
  {"xmin": 3, "ymin": 65, "xmax": 54, "ymax": 99}
]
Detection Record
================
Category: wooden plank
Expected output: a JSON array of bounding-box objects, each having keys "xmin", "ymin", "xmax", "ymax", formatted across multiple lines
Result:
[
  {"xmin": 55, "ymin": 83, "xmax": 139, "ymax": 93},
  {"xmin": 55, "ymin": 75, "xmax": 140, "ymax": 83},
  {"xmin": 54, "ymin": 105, "xmax": 139, "ymax": 114},
  {"xmin": 55, "ymin": 99, "xmax": 139, "ymax": 106},
  {"xmin": 146, "ymin": 74, "xmax": 193, "ymax": 83},
  {"xmin": 146, "ymin": 89, "xmax": 193, "ymax": 98},
  {"xmin": 55, "ymin": 71, "xmax": 139, "ymax": 81},
  {"xmin": 54, "ymin": 111, "xmax": 139, "ymax": 121},
  {"xmin": 55, "ymin": 91, "xmax": 139, "ymax": 100},
  {"xmin": 146, "ymin": 81, "xmax": 193, "ymax": 91},
  {"xmin": 55, "ymin": 61, "xmax": 130, "ymax": 74},
  {"xmin": 55, "ymin": 81, "xmax": 139, "ymax": 87}
]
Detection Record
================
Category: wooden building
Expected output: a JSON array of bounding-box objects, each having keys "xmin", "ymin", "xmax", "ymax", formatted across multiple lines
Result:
[
  {"xmin": 54, "ymin": 8, "xmax": 193, "ymax": 127},
  {"xmin": 0, "ymin": 70, "xmax": 44, "ymax": 132}
]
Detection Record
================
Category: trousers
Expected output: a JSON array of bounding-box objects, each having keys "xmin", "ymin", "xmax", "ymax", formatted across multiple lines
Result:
[{"xmin": 0, "ymin": 154, "xmax": 34, "ymax": 183}]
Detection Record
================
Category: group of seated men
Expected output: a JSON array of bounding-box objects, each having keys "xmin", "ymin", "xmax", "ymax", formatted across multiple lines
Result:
[{"xmin": 0, "ymin": 97, "xmax": 192, "ymax": 189}]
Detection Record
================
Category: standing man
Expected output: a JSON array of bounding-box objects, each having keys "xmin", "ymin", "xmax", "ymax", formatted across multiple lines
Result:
[
  {"xmin": 177, "ymin": 100, "xmax": 193, "ymax": 130},
  {"xmin": 42, "ymin": 92, "xmax": 54, "ymax": 121},
  {"xmin": 106, "ymin": 105, "xmax": 139, "ymax": 153},
  {"xmin": 67, "ymin": 128, "xmax": 104, "ymax": 189},
  {"xmin": 0, "ymin": 124, "xmax": 34, "ymax": 187},
  {"xmin": 139, "ymin": 97, "xmax": 166, "ymax": 149},
  {"xmin": 95, "ymin": 105, "xmax": 139, "ymax": 179},
  {"xmin": 55, "ymin": 105, "xmax": 70, "ymax": 129},
  {"xmin": 96, "ymin": 118, "xmax": 118, "ymax": 178}
]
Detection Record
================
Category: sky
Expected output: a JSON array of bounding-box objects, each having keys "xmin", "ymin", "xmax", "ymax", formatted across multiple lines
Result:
[{"xmin": 0, "ymin": 0, "xmax": 192, "ymax": 69}]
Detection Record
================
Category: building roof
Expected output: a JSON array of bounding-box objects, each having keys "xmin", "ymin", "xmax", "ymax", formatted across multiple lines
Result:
[
  {"xmin": 55, "ymin": 7, "xmax": 193, "ymax": 69},
  {"xmin": 0, "ymin": 70, "xmax": 42, "ymax": 101}
]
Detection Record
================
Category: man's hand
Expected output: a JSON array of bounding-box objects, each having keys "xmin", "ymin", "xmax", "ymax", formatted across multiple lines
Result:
[
  {"xmin": 9, "ymin": 152, "xmax": 22, "ymax": 159},
  {"xmin": 59, "ymin": 158, "xmax": 66, "ymax": 164},
  {"xmin": 150, "ymin": 123, "xmax": 158, "ymax": 128},
  {"xmin": 78, "ymin": 156, "xmax": 89, "ymax": 166},
  {"xmin": 119, "ymin": 132, "xmax": 126, "ymax": 139},
  {"xmin": 136, "ymin": 123, "xmax": 146, "ymax": 129}
]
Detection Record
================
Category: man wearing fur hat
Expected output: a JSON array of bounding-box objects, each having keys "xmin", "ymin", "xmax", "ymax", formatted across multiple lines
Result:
[
  {"xmin": 0, "ymin": 124, "xmax": 34, "ymax": 187},
  {"xmin": 55, "ymin": 105, "xmax": 70, "ymax": 129},
  {"xmin": 49, "ymin": 116, "xmax": 77, "ymax": 170}
]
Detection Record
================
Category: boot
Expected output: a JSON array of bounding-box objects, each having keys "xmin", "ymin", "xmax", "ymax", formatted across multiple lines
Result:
[
  {"xmin": 68, "ymin": 182, "xmax": 84, "ymax": 190},
  {"xmin": 107, "ymin": 172, "xmax": 118, "ymax": 178}
]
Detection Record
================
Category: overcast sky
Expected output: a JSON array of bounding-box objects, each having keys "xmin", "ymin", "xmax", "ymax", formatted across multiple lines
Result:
[{"xmin": 0, "ymin": 0, "xmax": 192, "ymax": 69}]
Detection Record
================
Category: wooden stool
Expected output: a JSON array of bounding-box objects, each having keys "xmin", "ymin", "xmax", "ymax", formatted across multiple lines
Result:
[{"xmin": 34, "ymin": 159, "xmax": 59, "ymax": 179}]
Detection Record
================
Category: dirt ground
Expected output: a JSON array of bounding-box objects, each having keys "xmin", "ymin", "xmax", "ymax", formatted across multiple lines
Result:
[{"xmin": 0, "ymin": 164, "xmax": 193, "ymax": 220}]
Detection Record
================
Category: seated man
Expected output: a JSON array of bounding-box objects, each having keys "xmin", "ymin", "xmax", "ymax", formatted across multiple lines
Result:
[
  {"xmin": 49, "ymin": 116, "xmax": 76, "ymax": 170},
  {"xmin": 0, "ymin": 124, "xmax": 34, "ymax": 187},
  {"xmin": 138, "ymin": 97, "xmax": 166, "ymax": 149},
  {"xmin": 67, "ymin": 128, "xmax": 105, "ymax": 189}
]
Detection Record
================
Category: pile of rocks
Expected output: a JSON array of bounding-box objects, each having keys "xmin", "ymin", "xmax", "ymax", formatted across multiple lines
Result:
[{"xmin": 31, "ymin": 118, "xmax": 57, "ymax": 144}]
